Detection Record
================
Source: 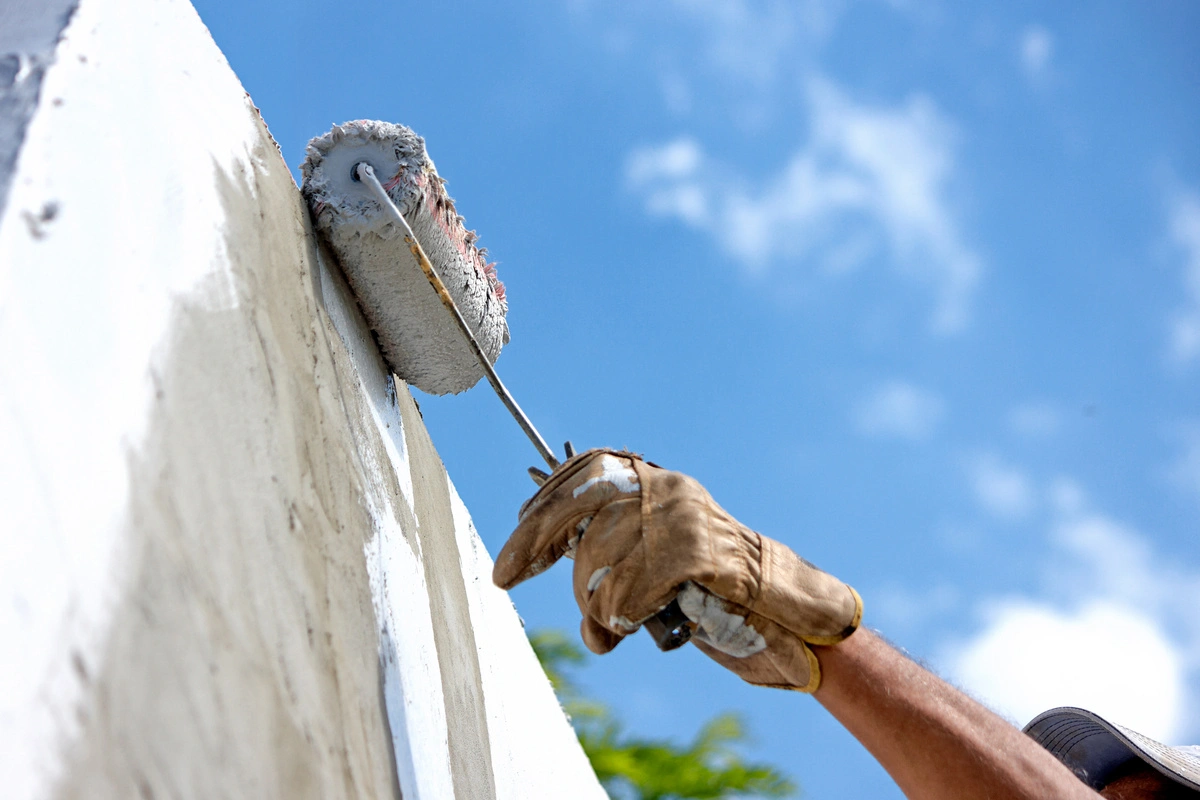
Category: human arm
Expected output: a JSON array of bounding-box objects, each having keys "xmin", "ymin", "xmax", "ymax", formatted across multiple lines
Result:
[
  {"xmin": 493, "ymin": 449, "xmax": 1103, "ymax": 799},
  {"xmin": 812, "ymin": 627, "xmax": 1101, "ymax": 800}
]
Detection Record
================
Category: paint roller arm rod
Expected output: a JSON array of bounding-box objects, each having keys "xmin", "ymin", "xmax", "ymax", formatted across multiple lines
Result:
[
  {"xmin": 357, "ymin": 160, "xmax": 683, "ymax": 652},
  {"xmin": 355, "ymin": 163, "xmax": 561, "ymax": 471}
]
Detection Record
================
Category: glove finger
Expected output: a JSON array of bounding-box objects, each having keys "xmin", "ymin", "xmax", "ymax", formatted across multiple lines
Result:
[
  {"xmin": 570, "ymin": 496, "xmax": 644, "ymax": 612},
  {"xmin": 493, "ymin": 450, "xmax": 640, "ymax": 589},
  {"xmin": 572, "ymin": 465, "xmax": 705, "ymax": 631},
  {"xmin": 580, "ymin": 616, "xmax": 626, "ymax": 655},
  {"xmin": 572, "ymin": 503, "xmax": 686, "ymax": 641},
  {"xmin": 582, "ymin": 553, "xmax": 680, "ymax": 637}
]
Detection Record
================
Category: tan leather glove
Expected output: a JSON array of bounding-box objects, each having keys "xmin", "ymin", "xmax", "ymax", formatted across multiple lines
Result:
[{"xmin": 492, "ymin": 448, "xmax": 863, "ymax": 692}]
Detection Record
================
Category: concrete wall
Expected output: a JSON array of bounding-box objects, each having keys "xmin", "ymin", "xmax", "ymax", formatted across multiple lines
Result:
[{"xmin": 0, "ymin": 0, "xmax": 604, "ymax": 797}]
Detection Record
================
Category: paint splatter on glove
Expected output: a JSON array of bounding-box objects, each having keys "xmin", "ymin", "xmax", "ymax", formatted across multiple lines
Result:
[{"xmin": 492, "ymin": 448, "xmax": 863, "ymax": 692}]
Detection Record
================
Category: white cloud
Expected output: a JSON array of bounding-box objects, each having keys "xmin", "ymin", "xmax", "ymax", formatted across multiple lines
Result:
[
  {"xmin": 1019, "ymin": 25, "xmax": 1054, "ymax": 83},
  {"xmin": 853, "ymin": 381, "xmax": 944, "ymax": 440},
  {"xmin": 1067, "ymin": 521, "xmax": 1200, "ymax": 682},
  {"xmin": 1166, "ymin": 187, "xmax": 1200, "ymax": 365},
  {"xmin": 1051, "ymin": 512, "xmax": 1162, "ymax": 611},
  {"xmin": 626, "ymin": 137, "xmax": 701, "ymax": 183},
  {"xmin": 1051, "ymin": 508, "xmax": 1200, "ymax": 661},
  {"xmin": 626, "ymin": 78, "xmax": 982, "ymax": 333},
  {"xmin": 611, "ymin": 0, "xmax": 836, "ymax": 89},
  {"xmin": 570, "ymin": 0, "xmax": 841, "ymax": 122},
  {"xmin": 951, "ymin": 600, "xmax": 1183, "ymax": 740},
  {"xmin": 666, "ymin": 0, "xmax": 806, "ymax": 89},
  {"xmin": 625, "ymin": 138, "xmax": 709, "ymax": 225},
  {"xmin": 968, "ymin": 454, "xmax": 1035, "ymax": 520},
  {"xmin": 943, "ymin": 484, "xmax": 1200, "ymax": 742}
]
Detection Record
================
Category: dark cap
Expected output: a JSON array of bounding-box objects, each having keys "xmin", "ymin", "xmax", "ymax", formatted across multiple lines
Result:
[{"xmin": 1024, "ymin": 706, "xmax": 1200, "ymax": 793}]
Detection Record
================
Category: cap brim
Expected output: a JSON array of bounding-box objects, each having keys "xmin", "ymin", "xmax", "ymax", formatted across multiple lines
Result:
[{"xmin": 1024, "ymin": 707, "xmax": 1200, "ymax": 792}]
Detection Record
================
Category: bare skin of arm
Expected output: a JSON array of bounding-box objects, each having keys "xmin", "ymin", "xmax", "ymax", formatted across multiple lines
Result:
[{"xmin": 811, "ymin": 627, "xmax": 1103, "ymax": 800}]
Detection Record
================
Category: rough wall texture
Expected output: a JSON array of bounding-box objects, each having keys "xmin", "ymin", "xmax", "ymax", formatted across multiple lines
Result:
[{"xmin": 0, "ymin": 0, "xmax": 604, "ymax": 798}]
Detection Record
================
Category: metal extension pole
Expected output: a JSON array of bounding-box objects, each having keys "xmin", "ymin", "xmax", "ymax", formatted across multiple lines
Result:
[{"xmin": 355, "ymin": 162, "xmax": 561, "ymax": 471}]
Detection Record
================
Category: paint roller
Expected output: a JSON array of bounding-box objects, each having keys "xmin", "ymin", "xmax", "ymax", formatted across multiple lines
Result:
[{"xmin": 301, "ymin": 120, "xmax": 692, "ymax": 651}]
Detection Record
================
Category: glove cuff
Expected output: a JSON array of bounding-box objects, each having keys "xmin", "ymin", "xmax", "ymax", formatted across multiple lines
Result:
[{"xmin": 755, "ymin": 536, "xmax": 863, "ymax": 646}]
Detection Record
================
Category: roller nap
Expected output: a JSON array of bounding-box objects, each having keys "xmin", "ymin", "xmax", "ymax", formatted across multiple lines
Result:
[{"xmin": 301, "ymin": 120, "xmax": 509, "ymax": 395}]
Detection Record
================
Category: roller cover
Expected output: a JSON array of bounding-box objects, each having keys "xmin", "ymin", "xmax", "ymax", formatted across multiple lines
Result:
[{"xmin": 301, "ymin": 120, "xmax": 509, "ymax": 395}]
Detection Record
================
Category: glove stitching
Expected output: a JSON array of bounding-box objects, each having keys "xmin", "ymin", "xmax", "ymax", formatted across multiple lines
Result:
[{"xmin": 750, "ymin": 529, "xmax": 767, "ymax": 615}]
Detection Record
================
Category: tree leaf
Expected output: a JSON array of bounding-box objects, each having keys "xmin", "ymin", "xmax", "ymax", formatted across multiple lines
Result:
[{"xmin": 530, "ymin": 630, "xmax": 798, "ymax": 800}]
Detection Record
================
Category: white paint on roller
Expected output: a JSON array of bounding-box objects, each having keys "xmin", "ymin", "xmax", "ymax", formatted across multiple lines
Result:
[
  {"xmin": 678, "ymin": 582, "xmax": 767, "ymax": 658},
  {"xmin": 573, "ymin": 455, "xmax": 640, "ymax": 498},
  {"xmin": 587, "ymin": 566, "xmax": 612, "ymax": 593},
  {"xmin": 302, "ymin": 120, "xmax": 509, "ymax": 396}
]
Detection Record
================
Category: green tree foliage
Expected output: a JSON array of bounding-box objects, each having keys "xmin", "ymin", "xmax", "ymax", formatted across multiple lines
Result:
[{"xmin": 529, "ymin": 630, "xmax": 797, "ymax": 800}]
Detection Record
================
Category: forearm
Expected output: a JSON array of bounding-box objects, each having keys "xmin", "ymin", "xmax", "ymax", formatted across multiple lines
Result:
[{"xmin": 811, "ymin": 628, "xmax": 1100, "ymax": 800}]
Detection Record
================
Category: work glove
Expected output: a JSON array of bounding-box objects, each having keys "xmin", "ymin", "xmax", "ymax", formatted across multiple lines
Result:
[{"xmin": 492, "ymin": 448, "xmax": 863, "ymax": 693}]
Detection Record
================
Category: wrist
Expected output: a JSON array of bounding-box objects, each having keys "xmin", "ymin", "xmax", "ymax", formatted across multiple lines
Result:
[{"xmin": 810, "ymin": 624, "xmax": 872, "ymax": 700}]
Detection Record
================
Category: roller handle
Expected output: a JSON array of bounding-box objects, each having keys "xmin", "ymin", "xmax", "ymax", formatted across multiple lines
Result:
[
  {"xmin": 354, "ymin": 162, "xmax": 560, "ymax": 471},
  {"xmin": 643, "ymin": 598, "xmax": 693, "ymax": 651},
  {"xmin": 355, "ymin": 166, "xmax": 689, "ymax": 652}
]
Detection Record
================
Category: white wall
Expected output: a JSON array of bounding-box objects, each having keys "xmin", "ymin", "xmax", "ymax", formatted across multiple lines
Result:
[{"xmin": 0, "ymin": 0, "xmax": 604, "ymax": 797}]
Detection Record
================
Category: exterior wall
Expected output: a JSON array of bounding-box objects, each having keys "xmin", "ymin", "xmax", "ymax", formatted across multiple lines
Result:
[{"xmin": 0, "ymin": 0, "xmax": 604, "ymax": 798}]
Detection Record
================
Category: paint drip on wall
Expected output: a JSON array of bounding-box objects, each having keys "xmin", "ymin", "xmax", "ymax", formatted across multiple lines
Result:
[{"xmin": 301, "ymin": 120, "xmax": 509, "ymax": 395}]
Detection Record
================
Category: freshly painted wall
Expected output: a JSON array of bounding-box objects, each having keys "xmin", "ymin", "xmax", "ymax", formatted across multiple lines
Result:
[{"xmin": 0, "ymin": 0, "xmax": 603, "ymax": 797}]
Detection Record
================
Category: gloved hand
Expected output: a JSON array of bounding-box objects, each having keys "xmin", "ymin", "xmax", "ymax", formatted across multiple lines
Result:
[{"xmin": 492, "ymin": 448, "xmax": 863, "ymax": 692}]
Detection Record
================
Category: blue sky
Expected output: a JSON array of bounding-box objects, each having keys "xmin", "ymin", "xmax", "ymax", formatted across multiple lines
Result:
[{"xmin": 193, "ymin": 1, "xmax": 1199, "ymax": 796}]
